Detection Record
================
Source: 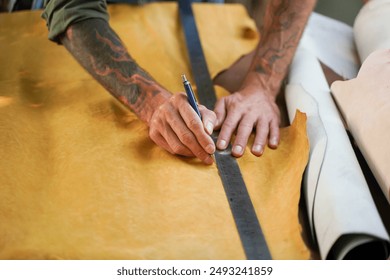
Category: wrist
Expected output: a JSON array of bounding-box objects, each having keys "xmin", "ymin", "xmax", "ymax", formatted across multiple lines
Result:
[
  {"xmin": 242, "ymin": 71, "xmax": 282, "ymax": 100},
  {"xmin": 119, "ymin": 83, "xmax": 171, "ymax": 125},
  {"xmin": 142, "ymin": 87, "xmax": 171, "ymax": 126}
]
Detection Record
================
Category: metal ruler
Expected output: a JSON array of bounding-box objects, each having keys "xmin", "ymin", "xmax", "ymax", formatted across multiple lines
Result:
[{"xmin": 178, "ymin": 0, "xmax": 271, "ymax": 260}]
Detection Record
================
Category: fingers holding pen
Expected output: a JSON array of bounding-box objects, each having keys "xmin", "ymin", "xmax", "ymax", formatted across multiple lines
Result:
[
  {"xmin": 179, "ymin": 98, "xmax": 216, "ymax": 157},
  {"xmin": 149, "ymin": 93, "xmax": 215, "ymax": 164},
  {"xmin": 149, "ymin": 125, "xmax": 193, "ymax": 157}
]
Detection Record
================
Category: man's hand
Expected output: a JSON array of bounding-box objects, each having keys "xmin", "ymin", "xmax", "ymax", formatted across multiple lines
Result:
[
  {"xmin": 58, "ymin": 19, "xmax": 217, "ymax": 165},
  {"xmin": 212, "ymin": 0, "xmax": 316, "ymax": 158},
  {"xmin": 214, "ymin": 73, "xmax": 280, "ymax": 158},
  {"xmin": 149, "ymin": 93, "xmax": 217, "ymax": 165}
]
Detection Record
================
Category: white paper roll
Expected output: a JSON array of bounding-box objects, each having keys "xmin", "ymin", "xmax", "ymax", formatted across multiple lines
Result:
[
  {"xmin": 354, "ymin": 0, "xmax": 390, "ymax": 61},
  {"xmin": 286, "ymin": 47, "xmax": 390, "ymax": 259}
]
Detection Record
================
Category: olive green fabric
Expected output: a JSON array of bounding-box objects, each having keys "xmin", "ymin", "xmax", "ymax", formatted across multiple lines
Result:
[{"xmin": 42, "ymin": 0, "xmax": 109, "ymax": 43}]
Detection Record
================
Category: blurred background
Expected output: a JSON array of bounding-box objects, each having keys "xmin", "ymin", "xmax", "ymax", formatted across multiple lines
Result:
[{"xmin": 0, "ymin": 0, "xmax": 366, "ymax": 27}]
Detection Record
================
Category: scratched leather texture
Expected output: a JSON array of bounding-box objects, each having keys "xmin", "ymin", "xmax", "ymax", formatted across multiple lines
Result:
[
  {"xmin": 0, "ymin": 3, "xmax": 310, "ymax": 259},
  {"xmin": 331, "ymin": 49, "xmax": 390, "ymax": 203}
]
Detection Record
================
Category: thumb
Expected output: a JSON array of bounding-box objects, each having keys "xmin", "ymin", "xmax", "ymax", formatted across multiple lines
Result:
[{"xmin": 199, "ymin": 105, "xmax": 216, "ymax": 135}]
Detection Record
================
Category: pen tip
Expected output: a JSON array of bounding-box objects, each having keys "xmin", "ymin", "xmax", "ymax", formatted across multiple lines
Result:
[{"xmin": 181, "ymin": 74, "xmax": 187, "ymax": 82}]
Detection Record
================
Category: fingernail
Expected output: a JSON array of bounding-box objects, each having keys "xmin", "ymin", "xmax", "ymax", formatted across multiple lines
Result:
[
  {"xmin": 217, "ymin": 139, "xmax": 227, "ymax": 149},
  {"xmin": 206, "ymin": 122, "xmax": 213, "ymax": 135},
  {"xmin": 270, "ymin": 138, "xmax": 278, "ymax": 147},
  {"xmin": 232, "ymin": 145, "xmax": 243, "ymax": 155},
  {"xmin": 252, "ymin": 144, "xmax": 263, "ymax": 155},
  {"xmin": 205, "ymin": 143, "xmax": 215, "ymax": 154}
]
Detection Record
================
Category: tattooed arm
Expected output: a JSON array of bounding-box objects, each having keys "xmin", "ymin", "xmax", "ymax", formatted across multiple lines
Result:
[
  {"xmin": 214, "ymin": 0, "xmax": 316, "ymax": 157},
  {"xmin": 60, "ymin": 19, "xmax": 216, "ymax": 164}
]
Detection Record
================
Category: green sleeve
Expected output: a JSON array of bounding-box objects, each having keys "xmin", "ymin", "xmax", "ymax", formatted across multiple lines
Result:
[{"xmin": 42, "ymin": 0, "xmax": 109, "ymax": 43}]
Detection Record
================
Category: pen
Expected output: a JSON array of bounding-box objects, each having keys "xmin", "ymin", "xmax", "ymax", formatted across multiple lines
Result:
[
  {"xmin": 181, "ymin": 74, "xmax": 202, "ymax": 120},
  {"xmin": 182, "ymin": 74, "xmax": 215, "ymax": 160}
]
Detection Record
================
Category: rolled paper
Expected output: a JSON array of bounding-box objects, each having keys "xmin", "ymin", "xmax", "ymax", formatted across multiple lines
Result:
[
  {"xmin": 354, "ymin": 0, "xmax": 390, "ymax": 62},
  {"xmin": 286, "ymin": 46, "xmax": 390, "ymax": 259}
]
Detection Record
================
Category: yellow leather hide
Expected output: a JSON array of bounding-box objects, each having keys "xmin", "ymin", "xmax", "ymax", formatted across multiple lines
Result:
[{"xmin": 0, "ymin": 3, "xmax": 310, "ymax": 259}]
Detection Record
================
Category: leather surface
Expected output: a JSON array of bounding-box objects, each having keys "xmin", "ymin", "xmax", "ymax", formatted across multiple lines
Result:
[
  {"xmin": 0, "ymin": 3, "xmax": 310, "ymax": 259},
  {"xmin": 332, "ymin": 49, "xmax": 390, "ymax": 203}
]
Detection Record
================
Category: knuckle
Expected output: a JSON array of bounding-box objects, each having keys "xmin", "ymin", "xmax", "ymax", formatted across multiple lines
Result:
[
  {"xmin": 240, "ymin": 121, "xmax": 254, "ymax": 129},
  {"xmin": 223, "ymin": 120, "xmax": 237, "ymax": 130},
  {"xmin": 158, "ymin": 102, "xmax": 170, "ymax": 113},
  {"xmin": 180, "ymin": 131, "xmax": 194, "ymax": 145},
  {"xmin": 170, "ymin": 94, "xmax": 181, "ymax": 106},
  {"xmin": 148, "ymin": 123, "xmax": 160, "ymax": 139},
  {"xmin": 171, "ymin": 143, "xmax": 186, "ymax": 155},
  {"xmin": 171, "ymin": 94, "xmax": 180, "ymax": 101},
  {"xmin": 227, "ymin": 102, "xmax": 239, "ymax": 110},
  {"xmin": 188, "ymin": 118, "xmax": 201, "ymax": 130},
  {"xmin": 148, "ymin": 129, "xmax": 157, "ymax": 140},
  {"xmin": 258, "ymin": 115, "xmax": 271, "ymax": 124},
  {"xmin": 169, "ymin": 117, "xmax": 179, "ymax": 128}
]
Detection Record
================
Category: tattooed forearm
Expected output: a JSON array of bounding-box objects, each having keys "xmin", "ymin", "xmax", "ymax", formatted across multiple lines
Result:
[
  {"xmin": 251, "ymin": 0, "xmax": 316, "ymax": 93},
  {"xmin": 60, "ymin": 18, "xmax": 170, "ymax": 124}
]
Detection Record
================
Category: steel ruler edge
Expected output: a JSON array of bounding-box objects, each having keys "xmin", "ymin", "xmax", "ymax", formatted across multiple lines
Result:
[{"xmin": 178, "ymin": 0, "xmax": 271, "ymax": 260}]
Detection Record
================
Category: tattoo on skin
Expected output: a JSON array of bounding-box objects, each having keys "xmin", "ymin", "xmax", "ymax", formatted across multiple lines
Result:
[
  {"xmin": 61, "ymin": 18, "xmax": 169, "ymax": 123},
  {"xmin": 253, "ymin": 0, "xmax": 315, "ymax": 81}
]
